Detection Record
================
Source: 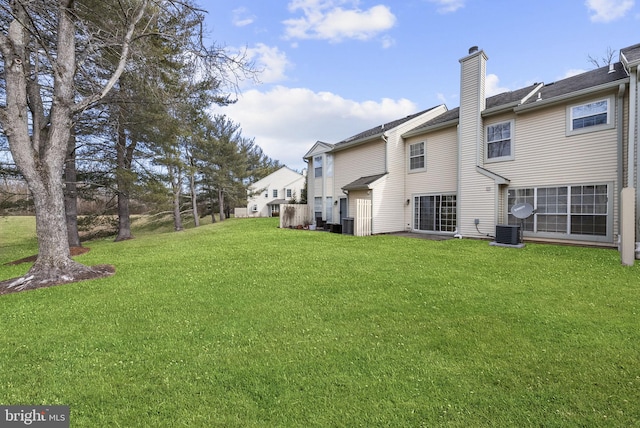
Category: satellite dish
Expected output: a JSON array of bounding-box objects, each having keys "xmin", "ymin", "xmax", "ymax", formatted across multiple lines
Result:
[{"xmin": 511, "ymin": 202, "xmax": 534, "ymax": 219}]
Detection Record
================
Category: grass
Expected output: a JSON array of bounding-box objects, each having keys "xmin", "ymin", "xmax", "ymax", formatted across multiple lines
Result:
[{"xmin": 0, "ymin": 216, "xmax": 639, "ymax": 427}]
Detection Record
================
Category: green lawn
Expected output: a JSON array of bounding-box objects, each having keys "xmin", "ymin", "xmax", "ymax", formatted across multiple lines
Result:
[{"xmin": 0, "ymin": 217, "xmax": 638, "ymax": 427}]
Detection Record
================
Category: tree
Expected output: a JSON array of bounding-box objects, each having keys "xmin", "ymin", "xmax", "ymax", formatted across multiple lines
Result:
[
  {"xmin": 587, "ymin": 46, "xmax": 616, "ymax": 68},
  {"xmin": 0, "ymin": 0, "xmax": 149, "ymax": 290}
]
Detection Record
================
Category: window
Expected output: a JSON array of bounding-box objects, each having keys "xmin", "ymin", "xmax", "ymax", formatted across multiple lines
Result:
[
  {"xmin": 314, "ymin": 197, "xmax": 322, "ymax": 220},
  {"xmin": 273, "ymin": 189, "xmax": 278, "ymax": 198},
  {"xmin": 314, "ymin": 156, "xmax": 323, "ymax": 178},
  {"xmin": 326, "ymin": 154, "xmax": 333, "ymax": 177},
  {"xmin": 413, "ymin": 194, "xmax": 456, "ymax": 232},
  {"xmin": 409, "ymin": 142, "xmax": 426, "ymax": 171},
  {"xmin": 326, "ymin": 197, "xmax": 333, "ymax": 223},
  {"xmin": 486, "ymin": 121, "xmax": 513, "ymax": 161},
  {"xmin": 508, "ymin": 184, "xmax": 609, "ymax": 239},
  {"xmin": 567, "ymin": 97, "xmax": 614, "ymax": 135},
  {"xmin": 571, "ymin": 99, "xmax": 608, "ymax": 130},
  {"xmin": 286, "ymin": 188, "xmax": 292, "ymax": 198}
]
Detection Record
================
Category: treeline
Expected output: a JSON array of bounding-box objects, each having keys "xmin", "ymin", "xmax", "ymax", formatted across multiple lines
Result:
[{"xmin": 0, "ymin": 0, "xmax": 283, "ymax": 244}]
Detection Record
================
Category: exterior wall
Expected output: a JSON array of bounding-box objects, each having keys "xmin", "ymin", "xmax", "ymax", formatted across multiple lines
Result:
[
  {"xmin": 458, "ymin": 49, "xmax": 496, "ymax": 238},
  {"xmin": 487, "ymin": 94, "xmax": 621, "ymax": 242},
  {"xmin": 404, "ymin": 127, "xmax": 458, "ymax": 230},
  {"xmin": 375, "ymin": 106, "xmax": 448, "ymax": 234},
  {"xmin": 247, "ymin": 167, "xmax": 305, "ymax": 218},
  {"xmin": 332, "ymin": 140, "xmax": 385, "ymax": 222}
]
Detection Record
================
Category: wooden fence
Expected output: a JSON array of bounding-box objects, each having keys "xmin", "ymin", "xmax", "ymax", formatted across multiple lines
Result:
[
  {"xmin": 355, "ymin": 199, "xmax": 372, "ymax": 236},
  {"xmin": 279, "ymin": 204, "xmax": 312, "ymax": 228}
]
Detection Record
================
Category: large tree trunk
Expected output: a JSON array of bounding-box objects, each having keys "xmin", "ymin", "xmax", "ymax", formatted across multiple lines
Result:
[
  {"xmin": 170, "ymin": 166, "xmax": 183, "ymax": 231},
  {"xmin": 189, "ymin": 166, "xmax": 199, "ymax": 227},
  {"xmin": 0, "ymin": 4, "xmax": 112, "ymax": 291},
  {"xmin": 64, "ymin": 129, "xmax": 81, "ymax": 247},
  {"xmin": 115, "ymin": 119, "xmax": 134, "ymax": 241},
  {"xmin": 218, "ymin": 188, "xmax": 226, "ymax": 221}
]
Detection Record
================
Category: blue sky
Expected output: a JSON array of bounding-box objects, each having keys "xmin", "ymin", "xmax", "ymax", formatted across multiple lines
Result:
[{"xmin": 204, "ymin": 0, "xmax": 639, "ymax": 172}]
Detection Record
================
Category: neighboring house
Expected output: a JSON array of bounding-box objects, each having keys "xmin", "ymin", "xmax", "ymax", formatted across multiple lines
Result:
[
  {"xmin": 247, "ymin": 167, "xmax": 306, "ymax": 217},
  {"xmin": 303, "ymin": 42, "xmax": 640, "ymax": 262},
  {"xmin": 304, "ymin": 106, "xmax": 447, "ymax": 231}
]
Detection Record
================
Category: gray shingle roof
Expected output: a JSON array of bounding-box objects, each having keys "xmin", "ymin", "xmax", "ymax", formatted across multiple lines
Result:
[
  {"xmin": 621, "ymin": 43, "xmax": 640, "ymax": 64},
  {"xmin": 342, "ymin": 173, "xmax": 387, "ymax": 191},
  {"xmin": 335, "ymin": 106, "xmax": 440, "ymax": 147},
  {"xmin": 407, "ymin": 60, "xmax": 629, "ymax": 136},
  {"xmin": 520, "ymin": 62, "xmax": 628, "ymax": 106}
]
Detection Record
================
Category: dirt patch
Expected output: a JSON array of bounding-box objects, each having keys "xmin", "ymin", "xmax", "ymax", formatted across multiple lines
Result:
[
  {"xmin": 0, "ymin": 263, "xmax": 115, "ymax": 296},
  {"xmin": 4, "ymin": 246, "xmax": 91, "ymax": 266},
  {"xmin": 1, "ymin": 247, "xmax": 115, "ymax": 296}
]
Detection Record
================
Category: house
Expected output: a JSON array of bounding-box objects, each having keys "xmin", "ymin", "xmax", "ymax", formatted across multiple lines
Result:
[
  {"xmin": 247, "ymin": 166, "xmax": 306, "ymax": 217},
  {"xmin": 304, "ymin": 105, "xmax": 447, "ymax": 230},
  {"xmin": 304, "ymin": 42, "xmax": 640, "ymax": 264}
]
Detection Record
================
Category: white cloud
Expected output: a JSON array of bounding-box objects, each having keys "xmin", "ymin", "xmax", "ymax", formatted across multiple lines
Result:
[
  {"xmin": 562, "ymin": 68, "xmax": 587, "ymax": 79},
  {"xmin": 586, "ymin": 0, "xmax": 634, "ymax": 22},
  {"xmin": 428, "ymin": 0, "xmax": 465, "ymax": 13},
  {"xmin": 283, "ymin": 1, "xmax": 397, "ymax": 43},
  {"xmin": 214, "ymin": 86, "xmax": 418, "ymax": 170},
  {"xmin": 232, "ymin": 7, "xmax": 255, "ymax": 27},
  {"xmin": 485, "ymin": 74, "xmax": 510, "ymax": 97},
  {"xmin": 245, "ymin": 44, "xmax": 291, "ymax": 84}
]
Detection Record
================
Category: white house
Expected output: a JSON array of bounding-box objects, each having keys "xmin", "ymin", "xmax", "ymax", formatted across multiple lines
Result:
[{"xmin": 247, "ymin": 167, "xmax": 306, "ymax": 217}]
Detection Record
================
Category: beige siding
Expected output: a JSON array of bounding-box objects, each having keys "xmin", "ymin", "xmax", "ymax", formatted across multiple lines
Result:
[
  {"xmin": 332, "ymin": 141, "xmax": 385, "ymax": 222},
  {"xmin": 333, "ymin": 141, "xmax": 386, "ymax": 190},
  {"xmin": 485, "ymin": 95, "xmax": 620, "ymax": 241},
  {"xmin": 458, "ymin": 50, "xmax": 495, "ymax": 238},
  {"xmin": 373, "ymin": 106, "xmax": 448, "ymax": 234},
  {"xmin": 404, "ymin": 128, "xmax": 458, "ymax": 228}
]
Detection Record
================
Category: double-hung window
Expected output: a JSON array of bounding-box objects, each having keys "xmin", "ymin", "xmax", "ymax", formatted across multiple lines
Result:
[
  {"xmin": 409, "ymin": 142, "xmax": 426, "ymax": 172},
  {"xmin": 486, "ymin": 120, "xmax": 513, "ymax": 161},
  {"xmin": 273, "ymin": 189, "xmax": 278, "ymax": 198},
  {"xmin": 567, "ymin": 97, "xmax": 613, "ymax": 134},
  {"xmin": 314, "ymin": 156, "xmax": 323, "ymax": 178}
]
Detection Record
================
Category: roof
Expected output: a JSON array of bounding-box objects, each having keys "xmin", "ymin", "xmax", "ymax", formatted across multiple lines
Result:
[
  {"xmin": 519, "ymin": 62, "xmax": 628, "ymax": 107},
  {"xmin": 267, "ymin": 199, "xmax": 288, "ymax": 205},
  {"xmin": 342, "ymin": 173, "xmax": 387, "ymax": 191},
  {"xmin": 334, "ymin": 106, "xmax": 441, "ymax": 148},
  {"xmin": 404, "ymin": 60, "xmax": 629, "ymax": 137},
  {"xmin": 621, "ymin": 43, "xmax": 640, "ymax": 66}
]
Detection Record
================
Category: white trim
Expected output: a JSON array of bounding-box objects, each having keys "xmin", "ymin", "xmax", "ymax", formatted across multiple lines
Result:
[
  {"xmin": 485, "ymin": 119, "xmax": 515, "ymax": 163},
  {"xmin": 408, "ymin": 141, "xmax": 427, "ymax": 173},
  {"xmin": 566, "ymin": 95, "xmax": 615, "ymax": 136}
]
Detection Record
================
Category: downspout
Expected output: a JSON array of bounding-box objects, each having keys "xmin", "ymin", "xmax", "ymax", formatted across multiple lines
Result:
[
  {"xmin": 617, "ymin": 83, "xmax": 626, "ymax": 239},
  {"xmin": 630, "ymin": 69, "xmax": 638, "ymax": 252}
]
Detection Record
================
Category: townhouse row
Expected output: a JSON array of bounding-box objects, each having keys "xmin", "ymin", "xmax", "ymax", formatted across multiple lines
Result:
[{"xmin": 304, "ymin": 43, "xmax": 640, "ymax": 263}]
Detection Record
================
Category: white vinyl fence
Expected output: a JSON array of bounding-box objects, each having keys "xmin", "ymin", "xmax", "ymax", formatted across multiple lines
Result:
[{"xmin": 355, "ymin": 199, "xmax": 372, "ymax": 236}]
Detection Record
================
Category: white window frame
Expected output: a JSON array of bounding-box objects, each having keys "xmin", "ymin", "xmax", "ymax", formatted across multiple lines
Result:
[
  {"xmin": 314, "ymin": 155, "xmax": 323, "ymax": 178},
  {"xmin": 412, "ymin": 193, "xmax": 457, "ymax": 233},
  {"xmin": 273, "ymin": 189, "xmax": 278, "ymax": 198},
  {"xmin": 507, "ymin": 183, "xmax": 612, "ymax": 242},
  {"xmin": 485, "ymin": 120, "xmax": 514, "ymax": 162},
  {"xmin": 286, "ymin": 188, "xmax": 292, "ymax": 198},
  {"xmin": 408, "ymin": 141, "xmax": 426, "ymax": 172},
  {"xmin": 566, "ymin": 96, "xmax": 614, "ymax": 135}
]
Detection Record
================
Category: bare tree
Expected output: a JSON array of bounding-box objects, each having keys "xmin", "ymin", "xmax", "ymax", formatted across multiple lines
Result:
[
  {"xmin": 0, "ymin": 0, "xmax": 148, "ymax": 290},
  {"xmin": 587, "ymin": 46, "xmax": 617, "ymax": 68}
]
